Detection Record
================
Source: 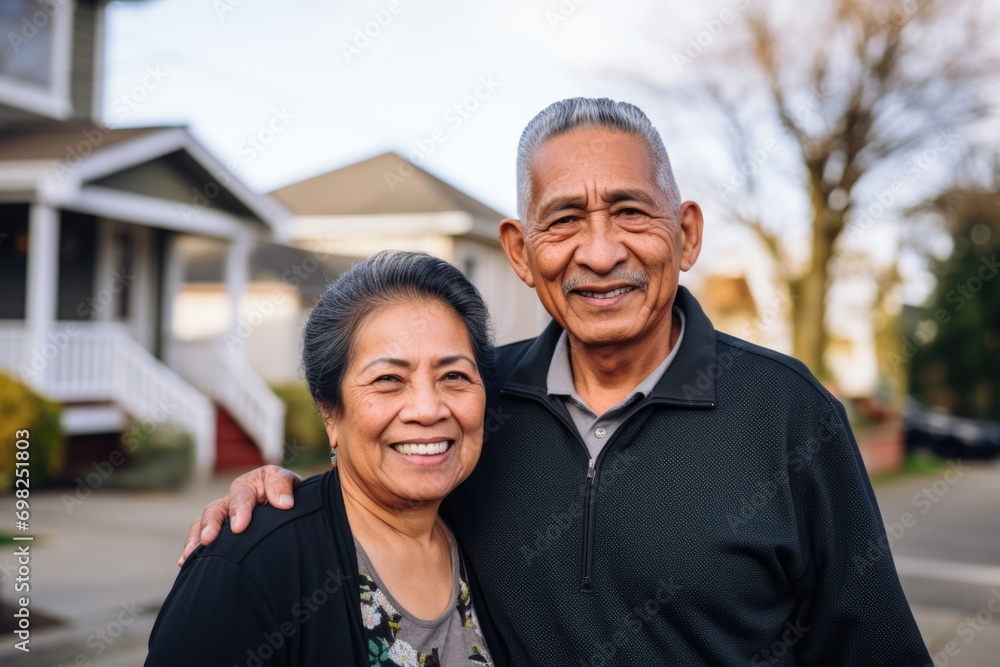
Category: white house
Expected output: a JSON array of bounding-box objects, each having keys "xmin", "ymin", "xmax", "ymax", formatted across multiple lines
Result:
[
  {"xmin": 268, "ymin": 152, "xmax": 546, "ymax": 363},
  {"xmin": 0, "ymin": 0, "xmax": 288, "ymax": 476},
  {"xmin": 173, "ymin": 152, "xmax": 547, "ymax": 385}
]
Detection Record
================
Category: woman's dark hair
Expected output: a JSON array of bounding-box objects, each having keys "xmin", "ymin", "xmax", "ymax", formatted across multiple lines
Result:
[{"xmin": 302, "ymin": 250, "xmax": 495, "ymax": 412}]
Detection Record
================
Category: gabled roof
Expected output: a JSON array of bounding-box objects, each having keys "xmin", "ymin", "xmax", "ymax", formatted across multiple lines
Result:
[
  {"xmin": 0, "ymin": 123, "xmax": 169, "ymax": 160},
  {"xmin": 270, "ymin": 152, "xmax": 507, "ymax": 221},
  {"xmin": 0, "ymin": 123, "xmax": 291, "ymax": 241}
]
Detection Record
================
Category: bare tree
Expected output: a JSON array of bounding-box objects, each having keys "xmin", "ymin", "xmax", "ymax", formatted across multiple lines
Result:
[{"xmin": 659, "ymin": 0, "xmax": 996, "ymax": 375}]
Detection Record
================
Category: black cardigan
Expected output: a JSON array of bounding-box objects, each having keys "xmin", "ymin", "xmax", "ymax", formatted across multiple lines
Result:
[{"xmin": 146, "ymin": 470, "xmax": 508, "ymax": 666}]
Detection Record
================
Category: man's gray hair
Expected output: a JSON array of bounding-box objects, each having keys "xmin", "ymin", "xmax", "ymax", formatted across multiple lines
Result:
[{"xmin": 515, "ymin": 97, "xmax": 682, "ymax": 222}]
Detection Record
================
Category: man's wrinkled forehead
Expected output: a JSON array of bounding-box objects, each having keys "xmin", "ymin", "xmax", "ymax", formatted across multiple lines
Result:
[{"xmin": 525, "ymin": 129, "xmax": 661, "ymax": 220}]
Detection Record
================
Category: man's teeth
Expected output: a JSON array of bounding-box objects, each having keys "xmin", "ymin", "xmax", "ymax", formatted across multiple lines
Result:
[
  {"xmin": 392, "ymin": 441, "xmax": 450, "ymax": 456},
  {"xmin": 578, "ymin": 287, "xmax": 635, "ymax": 299}
]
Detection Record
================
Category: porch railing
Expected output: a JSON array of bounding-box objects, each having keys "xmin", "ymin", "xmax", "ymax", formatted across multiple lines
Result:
[
  {"xmin": 172, "ymin": 339, "xmax": 285, "ymax": 464},
  {"xmin": 0, "ymin": 322, "xmax": 217, "ymax": 475}
]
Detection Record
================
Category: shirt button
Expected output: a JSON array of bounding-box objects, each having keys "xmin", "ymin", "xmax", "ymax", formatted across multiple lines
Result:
[{"xmin": 595, "ymin": 427, "xmax": 607, "ymax": 438}]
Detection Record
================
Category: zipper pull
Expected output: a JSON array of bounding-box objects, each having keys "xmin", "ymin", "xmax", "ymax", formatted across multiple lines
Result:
[{"xmin": 586, "ymin": 458, "xmax": 596, "ymax": 482}]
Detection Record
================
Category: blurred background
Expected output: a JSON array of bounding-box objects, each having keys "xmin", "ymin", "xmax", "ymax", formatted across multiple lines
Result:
[{"xmin": 0, "ymin": 0, "xmax": 998, "ymax": 664}]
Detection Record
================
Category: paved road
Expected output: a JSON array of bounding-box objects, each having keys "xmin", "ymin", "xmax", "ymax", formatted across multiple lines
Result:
[
  {"xmin": 875, "ymin": 459, "xmax": 1000, "ymax": 667},
  {"xmin": 1, "ymin": 476, "xmax": 235, "ymax": 667},
  {"xmin": 2, "ymin": 459, "xmax": 999, "ymax": 666}
]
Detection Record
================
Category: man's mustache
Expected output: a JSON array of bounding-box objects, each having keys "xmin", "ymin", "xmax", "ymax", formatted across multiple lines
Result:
[{"xmin": 562, "ymin": 269, "xmax": 649, "ymax": 296}]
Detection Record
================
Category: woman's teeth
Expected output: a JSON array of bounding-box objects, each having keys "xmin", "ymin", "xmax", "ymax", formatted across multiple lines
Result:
[{"xmin": 392, "ymin": 441, "xmax": 450, "ymax": 455}]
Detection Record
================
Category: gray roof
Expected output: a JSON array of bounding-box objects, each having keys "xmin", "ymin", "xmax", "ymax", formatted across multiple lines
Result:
[
  {"xmin": 0, "ymin": 123, "xmax": 177, "ymax": 160},
  {"xmin": 270, "ymin": 152, "xmax": 507, "ymax": 220}
]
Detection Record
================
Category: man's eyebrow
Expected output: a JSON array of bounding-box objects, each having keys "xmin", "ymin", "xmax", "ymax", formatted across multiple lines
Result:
[
  {"xmin": 535, "ymin": 190, "xmax": 662, "ymax": 221},
  {"xmin": 603, "ymin": 189, "xmax": 660, "ymax": 208},
  {"xmin": 535, "ymin": 195, "xmax": 588, "ymax": 220}
]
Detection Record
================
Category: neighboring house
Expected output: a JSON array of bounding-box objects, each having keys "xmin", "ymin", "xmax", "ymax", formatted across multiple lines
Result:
[
  {"xmin": 696, "ymin": 275, "xmax": 760, "ymax": 340},
  {"xmin": 271, "ymin": 152, "xmax": 546, "ymax": 345},
  {"xmin": 176, "ymin": 151, "xmax": 547, "ymax": 385},
  {"xmin": 0, "ymin": 0, "xmax": 289, "ymax": 476}
]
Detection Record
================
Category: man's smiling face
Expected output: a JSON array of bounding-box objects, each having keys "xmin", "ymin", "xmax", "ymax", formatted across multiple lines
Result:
[{"xmin": 501, "ymin": 127, "xmax": 702, "ymax": 349}]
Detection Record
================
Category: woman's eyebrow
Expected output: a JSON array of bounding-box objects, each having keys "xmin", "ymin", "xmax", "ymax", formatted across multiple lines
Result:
[
  {"xmin": 359, "ymin": 355, "xmax": 476, "ymax": 372},
  {"xmin": 360, "ymin": 357, "xmax": 411, "ymax": 373},
  {"xmin": 433, "ymin": 354, "xmax": 476, "ymax": 369}
]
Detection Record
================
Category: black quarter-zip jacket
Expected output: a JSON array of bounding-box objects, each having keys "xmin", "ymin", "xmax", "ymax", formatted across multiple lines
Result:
[{"xmin": 442, "ymin": 286, "xmax": 931, "ymax": 666}]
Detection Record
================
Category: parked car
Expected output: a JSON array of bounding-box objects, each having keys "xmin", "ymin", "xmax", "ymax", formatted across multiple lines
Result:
[{"xmin": 904, "ymin": 400, "xmax": 1000, "ymax": 460}]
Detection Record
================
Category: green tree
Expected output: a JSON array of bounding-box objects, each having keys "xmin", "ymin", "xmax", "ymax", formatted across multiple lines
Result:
[{"xmin": 908, "ymin": 180, "xmax": 1000, "ymax": 419}]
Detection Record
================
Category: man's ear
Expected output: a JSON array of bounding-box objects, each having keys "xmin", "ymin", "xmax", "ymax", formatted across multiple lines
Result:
[
  {"xmin": 498, "ymin": 217, "xmax": 535, "ymax": 288},
  {"xmin": 677, "ymin": 201, "xmax": 704, "ymax": 272}
]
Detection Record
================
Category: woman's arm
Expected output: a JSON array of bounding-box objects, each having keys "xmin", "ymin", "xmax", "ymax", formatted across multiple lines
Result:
[{"xmin": 148, "ymin": 555, "xmax": 286, "ymax": 666}]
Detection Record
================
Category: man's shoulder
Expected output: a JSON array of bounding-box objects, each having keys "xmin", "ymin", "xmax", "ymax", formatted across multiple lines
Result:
[
  {"xmin": 494, "ymin": 337, "xmax": 538, "ymax": 381},
  {"xmin": 187, "ymin": 471, "xmax": 330, "ymax": 567},
  {"xmin": 714, "ymin": 331, "xmax": 837, "ymax": 405}
]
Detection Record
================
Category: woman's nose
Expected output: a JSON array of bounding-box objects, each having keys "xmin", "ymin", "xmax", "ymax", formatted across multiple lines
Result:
[{"xmin": 400, "ymin": 384, "xmax": 450, "ymax": 424}]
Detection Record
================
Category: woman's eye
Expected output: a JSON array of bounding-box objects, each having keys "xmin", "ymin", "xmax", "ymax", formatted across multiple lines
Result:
[
  {"xmin": 374, "ymin": 375, "xmax": 401, "ymax": 384},
  {"xmin": 442, "ymin": 371, "xmax": 469, "ymax": 382}
]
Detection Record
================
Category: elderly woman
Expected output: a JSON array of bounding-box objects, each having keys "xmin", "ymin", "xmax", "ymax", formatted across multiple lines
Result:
[{"xmin": 146, "ymin": 251, "xmax": 505, "ymax": 666}]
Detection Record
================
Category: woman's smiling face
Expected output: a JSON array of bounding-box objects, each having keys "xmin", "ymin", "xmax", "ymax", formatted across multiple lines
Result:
[{"xmin": 326, "ymin": 298, "xmax": 486, "ymax": 508}]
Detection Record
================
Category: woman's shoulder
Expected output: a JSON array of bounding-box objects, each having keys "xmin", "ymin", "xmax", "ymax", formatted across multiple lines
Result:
[{"xmin": 188, "ymin": 470, "xmax": 337, "ymax": 567}]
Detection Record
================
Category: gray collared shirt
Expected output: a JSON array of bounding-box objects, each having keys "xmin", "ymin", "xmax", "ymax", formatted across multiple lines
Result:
[{"xmin": 546, "ymin": 309, "xmax": 686, "ymax": 459}]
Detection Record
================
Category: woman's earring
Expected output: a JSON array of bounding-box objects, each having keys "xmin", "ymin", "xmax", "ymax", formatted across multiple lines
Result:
[{"xmin": 330, "ymin": 447, "xmax": 338, "ymax": 467}]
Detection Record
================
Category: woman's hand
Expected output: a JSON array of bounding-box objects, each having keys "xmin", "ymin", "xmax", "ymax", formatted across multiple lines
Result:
[{"xmin": 179, "ymin": 465, "xmax": 302, "ymax": 566}]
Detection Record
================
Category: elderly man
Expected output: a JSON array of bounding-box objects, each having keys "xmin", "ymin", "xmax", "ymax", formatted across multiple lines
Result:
[{"xmin": 184, "ymin": 98, "xmax": 930, "ymax": 665}]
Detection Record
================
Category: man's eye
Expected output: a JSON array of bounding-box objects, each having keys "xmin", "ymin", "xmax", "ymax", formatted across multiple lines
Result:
[
  {"xmin": 549, "ymin": 216, "xmax": 576, "ymax": 227},
  {"xmin": 618, "ymin": 208, "xmax": 643, "ymax": 217}
]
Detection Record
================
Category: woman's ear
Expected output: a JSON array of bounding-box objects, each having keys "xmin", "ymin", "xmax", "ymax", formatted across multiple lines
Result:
[
  {"xmin": 321, "ymin": 407, "xmax": 339, "ymax": 448},
  {"xmin": 322, "ymin": 408, "xmax": 340, "ymax": 467}
]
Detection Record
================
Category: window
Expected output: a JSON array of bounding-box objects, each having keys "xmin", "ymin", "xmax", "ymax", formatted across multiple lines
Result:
[
  {"xmin": 109, "ymin": 230, "xmax": 134, "ymax": 320},
  {"xmin": 0, "ymin": 0, "xmax": 73, "ymax": 118},
  {"xmin": 0, "ymin": 206, "xmax": 29, "ymax": 320}
]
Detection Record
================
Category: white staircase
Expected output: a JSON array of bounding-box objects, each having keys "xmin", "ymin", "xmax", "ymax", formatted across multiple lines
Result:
[
  {"xmin": 0, "ymin": 324, "xmax": 285, "ymax": 474},
  {"xmin": 0, "ymin": 323, "xmax": 217, "ymax": 474},
  {"xmin": 171, "ymin": 338, "xmax": 285, "ymax": 465}
]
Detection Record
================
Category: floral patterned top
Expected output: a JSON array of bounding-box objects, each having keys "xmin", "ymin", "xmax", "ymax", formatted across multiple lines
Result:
[{"xmin": 356, "ymin": 527, "xmax": 493, "ymax": 667}]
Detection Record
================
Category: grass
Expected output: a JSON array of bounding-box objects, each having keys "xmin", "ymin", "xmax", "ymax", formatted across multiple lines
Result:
[{"xmin": 870, "ymin": 451, "xmax": 951, "ymax": 486}]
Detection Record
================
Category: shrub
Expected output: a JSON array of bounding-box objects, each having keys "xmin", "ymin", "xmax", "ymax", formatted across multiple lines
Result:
[
  {"xmin": 271, "ymin": 382, "xmax": 329, "ymax": 468},
  {"xmin": 0, "ymin": 371, "xmax": 64, "ymax": 492},
  {"xmin": 106, "ymin": 422, "xmax": 194, "ymax": 489}
]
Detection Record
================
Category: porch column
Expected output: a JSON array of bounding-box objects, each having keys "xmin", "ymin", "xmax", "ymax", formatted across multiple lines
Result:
[
  {"xmin": 160, "ymin": 233, "xmax": 185, "ymax": 368},
  {"xmin": 225, "ymin": 234, "xmax": 252, "ymax": 357},
  {"xmin": 24, "ymin": 204, "xmax": 60, "ymax": 390}
]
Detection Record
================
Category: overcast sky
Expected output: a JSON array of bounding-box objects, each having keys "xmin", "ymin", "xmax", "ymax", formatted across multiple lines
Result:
[
  {"xmin": 102, "ymin": 0, "xmax": 999, "ymax": 310},
  {"xmin": 103, "ymin": 0, "xmax": 709, "ymax": 216}
]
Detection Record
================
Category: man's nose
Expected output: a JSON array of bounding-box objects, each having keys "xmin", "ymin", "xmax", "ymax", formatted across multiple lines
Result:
[{"xmin": 574, "ymin": 218, "xmax": 628, "ymax": 274}]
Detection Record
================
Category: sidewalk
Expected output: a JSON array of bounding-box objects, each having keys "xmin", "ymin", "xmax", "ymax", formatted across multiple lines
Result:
[
  {"xmin": 874, "ymin": 458, "xmax": 1000, "ymax": 667},
  {"xmin": 1, "ymin": 477, "xmax": 236, "ymax": 666}
]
